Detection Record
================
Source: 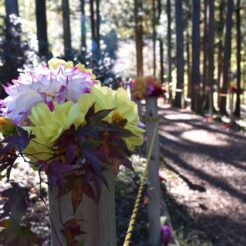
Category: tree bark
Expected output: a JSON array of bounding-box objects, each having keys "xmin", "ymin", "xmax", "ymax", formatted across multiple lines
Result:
[
  {"xmin": 207, "ymin": 0, "xmax": 215, "ymax": 115},
  {"xmin": 157, "ymin": 0, "xmax": 164, "ymax": 83},
  {"xmin": 220, "ymin": 0, "xmax": 234, "ymax": 115},
  {"xmin": 186, "ymin": 32, "xmax": 191, "ymax": 99},
  {"xmin": 134, "ymin": 0, "xmax": 143, "ymax": 77},
  {"xmin": 35, "ymin": 0, "xmax": 49, "ymax": 59},
  {"xmin": 80, "ymin": 0, "xmax": 87, "ymax": 57},
  {"xmin": 202, "ymin": 0, "xmax": 208, "ymax": 95},
  {"xmin": 95, "ymin": 0, "xmax": 101, "ymax": 54},
  {"xmin": 62, "ymin": 0, "xmax": 72, "ymax": 58},
  {"xmin": 89, "ymin": 0, "xmax": 96, "ymax": 55},
  {"xmin": 191, "ymin": 0, "xmax": 201, "ymax": 113},
  {"xmin": 152, "ymin": 0, "xmax": 156, "ymax": 77},
  {"xmin": 174, "ymin": 0, "xmax": 184, "ymax": 108},
  {"xmin": 234, "ymin": 0, "xmax": 241, "ymax": 117},
  {"xmin": 5, "ymin": 0, "xmax": 19, "ymax": 16},
  {"xmin": 159, "ymin": 40, "xmax": 164, "ymax": 83},
  {"xmin": 167, "ymin": 0, "xmax": 172, "ymax": 101},
  {"xmin": 217, "ymin": 0, "xmax": 225, "ymax": 109}
]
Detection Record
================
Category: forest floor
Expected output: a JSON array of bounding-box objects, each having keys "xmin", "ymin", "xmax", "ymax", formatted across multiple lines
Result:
[{"xmin": 158, "ymin": 104, "xmax": 246, "ymax": 246}]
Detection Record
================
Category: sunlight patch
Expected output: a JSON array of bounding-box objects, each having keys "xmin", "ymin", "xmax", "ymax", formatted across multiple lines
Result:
[{"xmin": 181, "ymin": 129, "xmax": 230, "ymax": 146}]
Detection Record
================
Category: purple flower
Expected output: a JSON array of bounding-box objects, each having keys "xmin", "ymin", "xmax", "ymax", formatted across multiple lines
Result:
[{"xmin": 161, "ymin": 224, "xmax": 172, "ymax": 244}]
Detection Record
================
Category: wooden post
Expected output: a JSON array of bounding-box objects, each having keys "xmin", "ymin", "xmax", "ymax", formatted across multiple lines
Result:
[
  {"xmin": 145, "ymin": 97, "xmax": 161, "ymax": 246},
  {"xmin": 48, "ymin": 170, "xmax": 116, "ymax": 246}
]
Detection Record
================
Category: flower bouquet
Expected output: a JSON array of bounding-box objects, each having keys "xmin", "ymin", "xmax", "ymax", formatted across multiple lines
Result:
[
  {"xmin": 130, "ymin": 76, "xmax": 163, "ymax": 100},
  {"xmin": 0, "ymin": 58, "xmax": 144, "ymax": 245}
]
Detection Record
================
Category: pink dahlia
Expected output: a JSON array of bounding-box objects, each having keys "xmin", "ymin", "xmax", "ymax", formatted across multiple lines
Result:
[{"xmin": 0, "ymin": 59, "xmax": 98, "ymax": 125}]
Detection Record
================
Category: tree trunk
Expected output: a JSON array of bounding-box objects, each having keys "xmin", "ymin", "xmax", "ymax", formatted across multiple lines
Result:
[
  {"xmin": 174, "ymin": 0, "xmax": 184, "ymax": 108},
  {"xmin": 167, "ymin": 0, "xmax": 172, "ymax": 101},
  {"xmin": 219, "ymin": 0, "xmax": 234, "ymax": 115},
  {"xmin": 146, "ymin": 98, "xmax": 161, "ymax": 246},
  {"xmin": 207, "ymin": 0, "xmax": 215, "ymax": 115},
  {"xmin": 217, "ymin": 0, "xmax": 225, "ymax": 109},
  {"xmin": 5, "ymin": 0, "xmax": 19, "ymax": 16},
  {"xmin": 157, "ymin": 0, "xmax": 164, "ymax": 83},
  {"xmin": 152, "ymin": 0, "xmax": 156, "ymax": 77},
  {"xmin": 159, "ymin": 39, "xmax": 164, "ymax": 83},
  {"xmin": 89, "ymin": 0, "xmax": 96, "ymax": 55},
  {"xmin": 95, "ymin": 0, "xmax": 101, "ymax": 55},
  {"xmin": 62, "ymin": 0, "xmax": 72, "ymax": 58},
  {"xmin": 4, "ymin": 0, "xmax": 21, "ymax": 83},
  {"xmin": 202, "ymin": 0, "xmax": 208, "ymax": 96},
  {"xmin": 80, "ymin": 0, "xmax": 87, "ymax": 57},
  {"xmin": 234, "ymin": 0, "xmax": 241, "ymax": 117},
  {"xmin": 134, "ymin": 0, "xmax": 143, "ymax": 77},
  {"xmin": 191, "ymin": 0, "xmax": 201, "ymax": 113},
  {"xmin": 35, "ymin": 0, "xmax": 49, "ymax": 59},
  {"xmin": 186, "ymin": 32, "xmax": 191, "ymax": 99}
]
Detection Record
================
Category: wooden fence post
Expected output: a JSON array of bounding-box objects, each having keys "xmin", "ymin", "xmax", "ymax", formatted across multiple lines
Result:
[
  {"xmin": 145, "ymin": 97, "xmax": 161, "ymax": 246},
  {"xmin": 48, "ymin": 169, "xmax": 116, "ymax": 246}
]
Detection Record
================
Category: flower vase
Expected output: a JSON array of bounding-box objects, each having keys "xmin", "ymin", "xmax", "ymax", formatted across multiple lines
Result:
[{"xmin": 48, "ymin": 169, "xmax": 116, "ymax": 246}]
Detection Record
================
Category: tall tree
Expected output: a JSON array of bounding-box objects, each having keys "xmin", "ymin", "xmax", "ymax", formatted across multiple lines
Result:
[
  {"xmin": 80, "ymin": 0, "xmax": 87, "ymax": 57},
  {"xmin": 134, "ymin": 0, "xmax": 143, "ymax": 77},
  {"xmin": 202, "ymin": 0, "xmax": 208, "ymax": 95},
  {"xmin": 174, "ymin": 0, "xmax": 184, "ymax": 108},
  {"xmin": 35, "ymin": 0, "xmax": 49, "ymax": 58},
  {"xmin": 216, "ymin": 0, "xmax": 226, "ymax": 108},
  {"xmin": 234, "ymin": 0, "xmax": 241, "ymax": 117},
  {"xmin": 95, "ymin": 0, "xmax": 101, "ymax": 53},
  {"xmin": 157, "ymin": 0, "xmax": 164, "ymax": 83},
  {"xmin": 5, "ymin": 0, "xmax": 19, "ymax": 17},
  {"xmin": 220, "ymin": 0, "xmax": 234, "ymax": 115},
  {"xmin": 207, "ymin": 0, "xmax": 215, "ymax": 114},
  {"xmin": 167, "ymin": 0, "xmax": 172, "ymax": 100},
  {"xmin": 152, "ymin": 0, "xmax": 156, "ymax": 77},
  {"xmin": 89, "ymin": 0, "xmax": 97, "ymax": 56},
  {"xmin": 62, "ymin": 0, "xmax": 72, "ymax": 58},
  {"xmin": 186, "ymin": 32, "xmax": 191, "ymax": 99},
  {"xmin": 191, "ymin": 0, "xmax": 201, "ymax": 113},
  {"xmin": 3, "ymin": 0, "xmax": 22, "ymax": 84}
]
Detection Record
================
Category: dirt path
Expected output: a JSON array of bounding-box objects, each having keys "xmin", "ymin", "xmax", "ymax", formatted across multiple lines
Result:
[{"xmin": 158, "ymin": 105, "xmax": 246, "ymax": 246}]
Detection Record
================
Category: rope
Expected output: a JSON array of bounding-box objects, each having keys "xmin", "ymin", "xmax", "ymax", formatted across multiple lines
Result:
[
  {"xmin": 123, "ymin": 125, "xmax": 159, "ymax": 246},
  {"xmin": 143, "ymin": 116, "xmax": 160, "ymax": 123}
]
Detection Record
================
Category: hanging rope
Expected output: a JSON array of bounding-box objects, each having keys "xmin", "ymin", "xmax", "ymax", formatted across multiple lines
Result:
[{"xmin": 123, "ymin": 124, "xmax": 159, "ymax": 246}]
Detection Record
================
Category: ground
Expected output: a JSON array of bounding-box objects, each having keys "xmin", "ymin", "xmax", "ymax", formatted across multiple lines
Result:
[{"xmin": 159, "ymin": 104, "xmax": 246, "ymax": 246}]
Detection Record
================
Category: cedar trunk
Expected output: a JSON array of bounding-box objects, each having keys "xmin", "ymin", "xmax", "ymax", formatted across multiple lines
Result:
[
  {"xmin": 220, "ymin": 0, "xmax": 234, "ymax": 115},
  {"xmin": 152, "ymin": 0, "xmax": 156, "ymax": 77},
  {"xmin": 191, "ymin": 0, "xmax": 201, "ymax": 113},
  {"xmin": 207, "ymin": 0, "xmax": 215, "ymax": 115},
  {"xmin": 174, "ymin": 0, "xmax": 184, "ymax": 108},
  {"xmin": 80, "ymin": 0, "xmax": 87, "ymax": 57},
  {"xmin": 167, "ymin": 0, "xmax": 172, "ymax": 101},
  {"xmin": 217, "ymin": 0, "xmax": 225, "ymax": 109},
  {"xmin": 234, "ymin": 0, "xmax": 241, "ymax": 117},
  {"xmin": 134, "ymin": 0, "xmax": 143, "ymax": 77},
  {"xmin": 62, "ymin": 0, "xmax": 72, "ymax": 58},
  {"xmin": 35, "ymin": 0, "xmax": 49, "ymax": 58}
]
